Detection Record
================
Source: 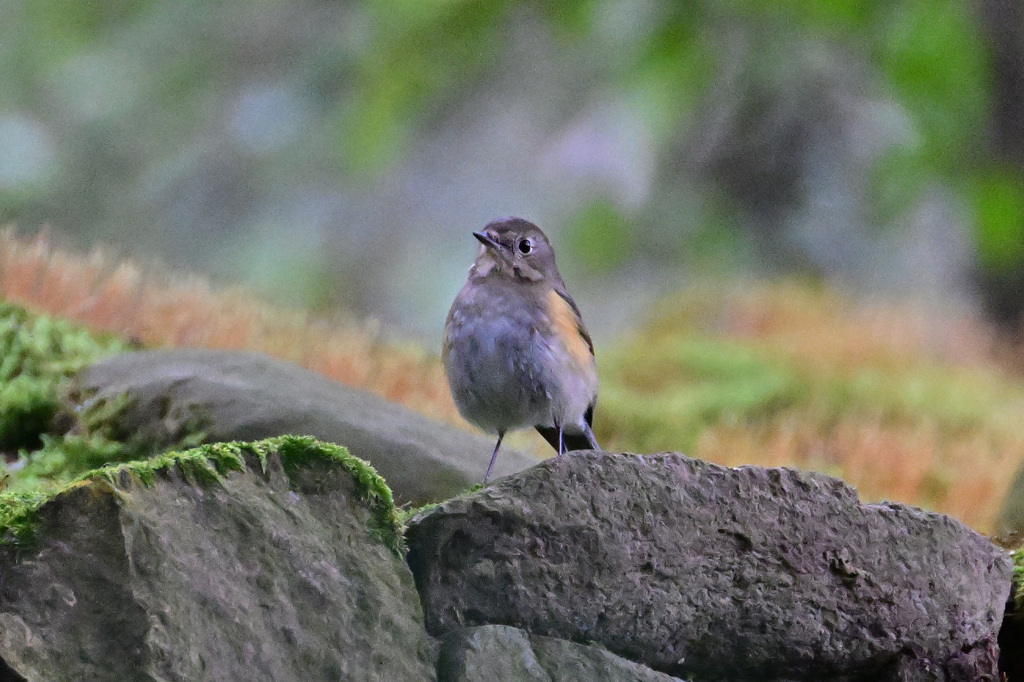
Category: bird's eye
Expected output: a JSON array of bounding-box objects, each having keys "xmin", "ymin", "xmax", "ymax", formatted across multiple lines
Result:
[{"xmin": 518, "ymin": 238, "xmax": 534, "ymax": 255}]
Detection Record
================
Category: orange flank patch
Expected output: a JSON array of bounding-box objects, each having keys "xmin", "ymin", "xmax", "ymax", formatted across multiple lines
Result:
[{"xmin": 547, "ymin": 289, "xmax": 593, "ymax": 368}]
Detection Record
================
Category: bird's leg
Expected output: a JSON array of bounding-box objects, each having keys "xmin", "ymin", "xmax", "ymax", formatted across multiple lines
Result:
[
  {"xmin": 556, "ymin": 420, "xmax": 564, "ymax": 457},
  {"xmin": 484, "ymin": 430, "xmax": 505, "ymax": 482}
]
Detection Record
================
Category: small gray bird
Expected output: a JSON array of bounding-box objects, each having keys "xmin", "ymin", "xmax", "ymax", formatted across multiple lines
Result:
[{"xmin": 442, "ymin": 217, "xmax": 599, "ymax": 480}]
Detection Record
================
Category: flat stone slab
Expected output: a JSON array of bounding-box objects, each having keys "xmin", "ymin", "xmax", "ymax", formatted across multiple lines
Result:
[
  {"xmin": 72, "ymin": 348, "xmax": 537, "ymax": 504},
  {"xmin": 406, "ymin": 451, "xmax": 1011, "ymax": 681},
  {"xmin": 0, "ymin": 437, "xmax": 434, "ymax": 682}
]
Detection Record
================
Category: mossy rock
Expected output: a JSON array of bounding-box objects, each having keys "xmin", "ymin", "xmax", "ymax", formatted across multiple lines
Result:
[
  {"xmin": 69, "ymin": 348, "xmax": 538, "ymax": 504},
  {"xmin": 0, "ymin": 435, "xmax": 432, "ymax": 682}
]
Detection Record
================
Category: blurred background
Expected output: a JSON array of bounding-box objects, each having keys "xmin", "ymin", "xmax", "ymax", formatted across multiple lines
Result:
[
  {"xmin": 3, "ymin": 0, "xmax": 1023, "ymax": 345},
  {"xmin": 6, "ymin": 0, "xmax": 1024, "ymax": 533}
]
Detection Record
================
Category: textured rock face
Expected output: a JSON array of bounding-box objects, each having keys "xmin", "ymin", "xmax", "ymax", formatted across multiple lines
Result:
[
  {"xmin": 0, "ymin": 441, "xmax": 434, "ymax": 682},
  {"xmin": 74, "ymin": 348, "xmax": 537, "ymax": 503},
  {"xmin": 406, "ymin": 451, "xmax": 1012, "ymax": 682},
  {"xmin": 437, "ymin": 624, "xmax": 684, "ymax": 682}
]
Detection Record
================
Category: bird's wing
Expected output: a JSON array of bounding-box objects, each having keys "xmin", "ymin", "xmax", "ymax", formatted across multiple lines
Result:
[{"xmin": 553, "ymin": 287, "xmax": 594, "ymax": 356}]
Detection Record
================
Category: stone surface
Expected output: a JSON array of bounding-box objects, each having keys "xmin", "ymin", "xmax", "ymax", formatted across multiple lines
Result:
[
  {"xmin": 437, "ymin": 624, "xmax": 684, "ymax": 682},
  {"xmin": 0, "ymin": 439, "xmax": 434, "ymax": 682},
  {"xmin": 407, "ymin": 451, "xmax": 1012, "ymax": 682},
  {"xmin": 72, "ymin": 348, "xmax": 537, "ymax": 504}
]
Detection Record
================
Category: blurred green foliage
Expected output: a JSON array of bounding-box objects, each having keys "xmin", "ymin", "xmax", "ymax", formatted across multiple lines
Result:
[
  {"xmin": 4, "ymin": 0, "xmax": 1024, "ymax": 324},
  {"xmin": 599, "ymin": 336, "xmax": 802, "ymax": 452},
  {"xmin": 878, "ymin": 0, "xmax": 988, "ymax": 155},
  {"xmin": 563, "ymin": 199, "xmax": 633, "ymax": 272},
  {"xmin": 972, "ymin": 168, "xmax": 1024, "ymax": 273},
  {"xmin": 364, "ymin": 0, "xmax": 1016, "ymax": 291},
  {"xmin": 344, "ymin": 2, "xmax": 990, "ymax": 170},
  {"xmin": 348, "ymin": 1, "xmax": 715, "ymax": 171},
  {"xmin": 343, "ymin": 0, "xmax": 1009, "ymax": 289},
  {"xmin": 341, "ymin": 2, "xmax": 511, "ymax": 172}
]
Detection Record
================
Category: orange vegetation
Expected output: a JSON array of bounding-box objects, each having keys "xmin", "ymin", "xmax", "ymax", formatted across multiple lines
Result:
[
  {"xmin": 695, "ymin": 416, "xmax": 1020, "ymax": 532},
  {"xmin": 0, "ymin": 228, "xmax": 459, "ymax": 424}
]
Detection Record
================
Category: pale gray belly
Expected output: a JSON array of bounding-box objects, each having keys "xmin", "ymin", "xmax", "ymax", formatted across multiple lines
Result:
[{"xmin": 444, "ymin": 315, "xmax": 553, "ymax": 434}]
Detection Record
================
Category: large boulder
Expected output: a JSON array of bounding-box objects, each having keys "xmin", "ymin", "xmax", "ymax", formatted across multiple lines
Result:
[
  {"xmin": 71, "ymin": 348, "xmax": 537, "ymax": 504},
  {"xmin": 406, "ymin": 451, "xmax": 1011, "ymax": 682},
  {"xmin": 0, "ymin": 436, "xmax": 434, "ymax": 682},
  {"xmin": 438, "ymin": 624, "xmax": 685, "ymax": 682}
]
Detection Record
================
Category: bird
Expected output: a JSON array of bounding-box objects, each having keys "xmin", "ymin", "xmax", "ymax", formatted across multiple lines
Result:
[{"xmin": 442, "ymin": 217, "xmax": 599, "ymax": 481}]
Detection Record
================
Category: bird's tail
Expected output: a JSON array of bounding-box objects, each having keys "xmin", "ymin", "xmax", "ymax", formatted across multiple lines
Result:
[{"xmin": 535, "ymin": 423, "xmax": 599, "ymax": 453}]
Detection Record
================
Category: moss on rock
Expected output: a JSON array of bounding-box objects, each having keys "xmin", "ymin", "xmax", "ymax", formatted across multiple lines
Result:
[
  {"xmin": 1010, "ymin": 548, "xmax": 1024, "ymax": 613},
  {"xmin": 0, "ymin": 301, "xmax": 132, "ymax": 490},
  {"xmin": 0, "ymin": 489, "xmax": 50, "ymax": 546},
  {"xmin": 0, "ymin": 435, "xmax": 403, "ymax": 554},
  {"xmin": 0, "ymin": 438, "xmax": 430, "ymax": 680}
]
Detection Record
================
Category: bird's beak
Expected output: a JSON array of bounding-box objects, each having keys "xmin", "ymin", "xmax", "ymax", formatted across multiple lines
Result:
[{"xmin": 473, "ymin": 231, "xmax": 500, "ymax": 249}]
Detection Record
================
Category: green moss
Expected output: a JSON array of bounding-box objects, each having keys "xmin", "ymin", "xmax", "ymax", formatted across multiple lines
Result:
[
  {"xmin": 398, "ymin": 501, "xmax": 440, "ymax": 525},
  {"xmin": 0, "ymin": 305, "xmax": 402, "ymax": 554},
  {"xmin": 0, "ymin": 302, "xmax": 128, "ymax": 453},
  {"xmin": 271, "ymin": 435, "xmax": 403, "ymax": 555},
  {"xmin": 0, "ymin": 304, "xmax": 214, "ymax": 493},
  {"xmin": 89, "ymin": 440, "xmax": 247, "ymax": 489},
  {"xmin": 0, "ymin": 436, "xmax": 403, "ymax": 556},
  {"xmin": 0, "ymin": 301, "xmax": 135, "ymax": 493},
  {"xmin": 5, "ymin": 433, "xmax": 128, "ymax": 491},
  {"xmin": 1012, "ymin": 549, "xmax": 1024, "ymax": 615},
  {"xmin": 76, "ymin": 389, "xmax": 211, "ymax": 460},
  {"xmin": 0, "ymin": 489, "xmax": 50, "ymax": 546}
]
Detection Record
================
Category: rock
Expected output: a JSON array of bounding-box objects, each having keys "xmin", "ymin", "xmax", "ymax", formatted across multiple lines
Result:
[
  {"xmin": 0, "ymin": 436, "xmax": 434, "ymax": 682},
  {"xmin": 406, "ymin": 451, "xmax": 1011, "ymax": 682},
  {"xmin": 0, "ymin": 658, "xmax": 23, "ymax": 682},
  {"xmin": 71, "ymin": 348, "xmax": 537, "ymax": 504},
  {"xmin": 437, "ymin": 624, "xmax": 685, "ymax": 682}
]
